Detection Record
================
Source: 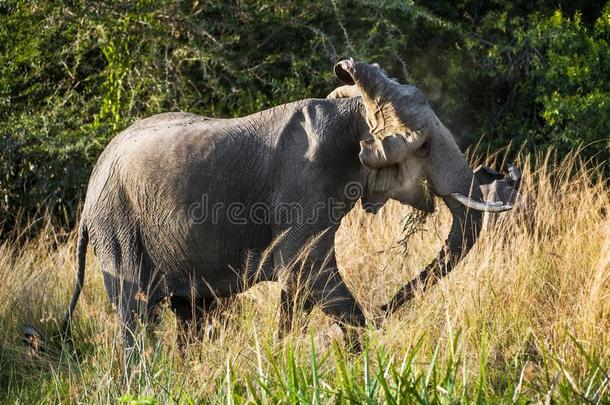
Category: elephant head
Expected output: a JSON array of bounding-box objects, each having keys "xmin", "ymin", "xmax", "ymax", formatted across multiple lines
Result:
[{"xmin": 332, "ymin": 59, "xmax": 521, "ymax": 314}]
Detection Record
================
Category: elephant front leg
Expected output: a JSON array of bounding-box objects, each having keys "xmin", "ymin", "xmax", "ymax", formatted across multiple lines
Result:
[
  {"xmin": 274, "ymin": 227, "xmax": 366, "ymax": 351},
  {"xmin": 309, "ymin": 268, "xmax": 366, "ymax": 352}
]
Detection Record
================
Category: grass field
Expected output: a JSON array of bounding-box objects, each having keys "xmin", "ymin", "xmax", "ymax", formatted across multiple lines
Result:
[{"xmin": 1, "ymin": 151, "xmax": 609, "ymax": 404}]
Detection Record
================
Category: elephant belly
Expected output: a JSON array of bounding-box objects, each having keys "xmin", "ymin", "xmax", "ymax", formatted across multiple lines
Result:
[
  {"xmin": 86, "ymin": 194, "xmax": 274, "ymax": 303},
  {"xmin": 144, "ymin": 217, "xmax": 275, "ymax": 299}
]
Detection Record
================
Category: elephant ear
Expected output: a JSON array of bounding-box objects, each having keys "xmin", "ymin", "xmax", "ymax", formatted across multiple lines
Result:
[
  {"xmin": 333, "ymin": 58, "xmax": 430, "ymax": 168},
  {"xmin": 474, "ymin": 164, "xmax": 522, "ymax": 206}
]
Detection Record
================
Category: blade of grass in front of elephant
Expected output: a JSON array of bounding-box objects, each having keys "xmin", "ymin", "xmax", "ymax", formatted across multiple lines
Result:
[
  {"xmin": 310, "ymin": 333, "xmax": 321, "ymax": 405},
  {"xmin": 252, "ymin": 325, "xmax": 268, "ymax": 404},
  {"xmin": 375, "ymin": 349, "xmax": 398, "ymax": 405}
]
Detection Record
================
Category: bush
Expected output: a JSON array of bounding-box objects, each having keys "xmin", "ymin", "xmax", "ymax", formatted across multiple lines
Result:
[{"xmin": 1, "ymin": 0, "xmax": 608, "ymax": 233}]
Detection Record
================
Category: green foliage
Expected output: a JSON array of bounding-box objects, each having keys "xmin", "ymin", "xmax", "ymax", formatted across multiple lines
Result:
[
  {"xmin": 0, "ymin": 0, "xmax": 609, "ymax": 232},
  {"xmin": 414, "ymin": 0, "xmax": 610, "ymax": 164},
  {"xmin": 2, "ymin": 327, "xmax": 608, "ymax": 403},
  {"xmin": 537, "ymin": 7, "xmax": 610, "ymax": 161}
]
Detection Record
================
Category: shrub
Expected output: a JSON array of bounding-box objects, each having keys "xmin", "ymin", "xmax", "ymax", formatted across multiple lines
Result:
[{"xmin": 1, "ymin": 1, "xmax": 608, "ymax": 233}]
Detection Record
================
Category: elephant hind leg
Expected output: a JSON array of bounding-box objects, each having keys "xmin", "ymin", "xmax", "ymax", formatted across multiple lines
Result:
[
  {"xmin": 99, "ymin": 248, "xmax": 158, "ymax": 372},
  {"xmin": 93, "ymin": 219, "xmax": 160, "ymax": 376},
  {"xmin": 171, "ymin": 295, "xmax": 236, "ymax": 349},
  {"xmin": 101, "ymin": 271, "xmax": 153, "ymax": 372},
  {"xmin": 170, "ymin": 296, "xmax": 218, "ymax": 348}
]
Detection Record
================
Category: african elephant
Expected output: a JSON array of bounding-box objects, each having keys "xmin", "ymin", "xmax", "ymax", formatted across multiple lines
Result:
[{"xmin": 59, "ymin": 59, "xmax": 518, "ymax": 361}]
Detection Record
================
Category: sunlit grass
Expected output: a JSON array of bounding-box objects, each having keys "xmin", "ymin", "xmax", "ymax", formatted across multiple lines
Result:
[{"xmin": 1, "ymin": 150, "xmax": 609, "ymax": 403}]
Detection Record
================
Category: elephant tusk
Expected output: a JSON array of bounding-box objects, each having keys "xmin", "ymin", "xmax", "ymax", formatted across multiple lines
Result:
[{"xmin": 449, "ymin": 193, "xmax": 513, "ymax": 212}]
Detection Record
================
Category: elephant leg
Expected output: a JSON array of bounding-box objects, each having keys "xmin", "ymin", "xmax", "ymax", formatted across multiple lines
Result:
[
  {"xmin": 274, "ymin": 225, "xmax": 366, "ymax": 351},
  {"xmin": 278, "ymin": 288, "xmax": 314, "ymax": 339},
  {"xmin": 98, "ymin": 226, "xmax": 162, "ymax": 372},
  {"xmin": 145, "ymin": 299, "xmax": 167, "ymax": 342},
  {"xmin": 290, "ymin": 268, "xmax": 365, "ymax": 351},
  {"xmin": 102, "ymin": 271, "xmax": 146, "ymax": 373},
  {"xmin": 204, "ymin": 296, "xmax": 236, "ymax": 340},
  {"xmin": 171, "ymin": 296, "xmax": 201, "ymax": 348},
  {"xmin": 171, "ymin": 296, "xmax": 220, "ymax": 349},
  {"xmin": 308, "ymin": 269, "xmax": 365, "ymax": 352}
]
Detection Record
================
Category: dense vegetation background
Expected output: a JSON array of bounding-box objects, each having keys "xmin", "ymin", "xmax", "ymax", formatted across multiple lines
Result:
[{"xmin": 1, "ymin": 0, "xmax": 609, "ymax": 233}]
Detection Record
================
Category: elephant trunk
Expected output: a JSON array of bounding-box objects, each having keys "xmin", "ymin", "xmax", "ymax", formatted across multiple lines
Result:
[{"xmin": 382, "ymin": 183, "xmax": 483, "ymax": 315}]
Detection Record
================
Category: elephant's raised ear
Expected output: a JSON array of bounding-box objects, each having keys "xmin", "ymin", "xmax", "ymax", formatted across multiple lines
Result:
[{"xmin": 334, "ymin": 58, "xmax": 429, "ymax": 168}]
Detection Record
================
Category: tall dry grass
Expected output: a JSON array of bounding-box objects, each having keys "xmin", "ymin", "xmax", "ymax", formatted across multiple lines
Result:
[{"xmin": 0, "ymin": 150, "xmax": 609, "ymax": 403}]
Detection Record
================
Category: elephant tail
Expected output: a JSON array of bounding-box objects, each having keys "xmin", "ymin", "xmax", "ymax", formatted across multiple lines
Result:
[
  {"xmin": 62, "ymin": 222, "xmax": 89, "ymax": 331},
  {"xmin": 21, "ymin": 222, "xmax": 89, "ymax": 350}
]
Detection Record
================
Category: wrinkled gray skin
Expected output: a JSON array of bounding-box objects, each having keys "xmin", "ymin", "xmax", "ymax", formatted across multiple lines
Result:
[{"xmin": 63, "ymin": 60, "xmax": 517, "ymax": 362}]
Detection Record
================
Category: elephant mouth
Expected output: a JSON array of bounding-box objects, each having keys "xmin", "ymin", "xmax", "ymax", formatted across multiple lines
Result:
[
  {"xmin": 400, "ymin": 179, "xmax": 435, "ymax": 213},
  {"xmin": 362, "ymin": 181, "xmax": 436, "ymax": 214}
]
